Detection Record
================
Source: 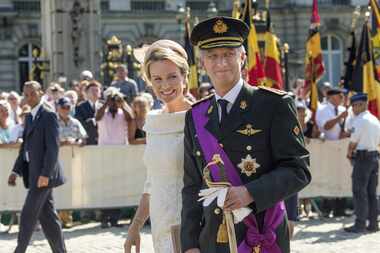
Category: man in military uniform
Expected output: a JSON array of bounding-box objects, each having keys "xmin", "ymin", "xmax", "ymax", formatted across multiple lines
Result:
[
  {"xmin": 345, "ymin": 93, "xmax": 380, "ymax": 233},
  {"xmin": 181, "ymin": 17, "xmax": 311, "ymax": 253}
]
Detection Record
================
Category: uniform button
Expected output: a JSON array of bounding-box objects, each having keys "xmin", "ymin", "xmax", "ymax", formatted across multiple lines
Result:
[
  {"xmin": 246, "ymin": 145, "xmax": 252, "ymax": 151},
  {"xmin": 219, "ymin": 143, "xmax": 224, "ymax": 148},
  {"xmin": 214, "ymin": 208, "xmax": 221, "ymax": 215},
  {"xmin": 196, "ymin": 151, "xmax": 201, "ymax": 156}
]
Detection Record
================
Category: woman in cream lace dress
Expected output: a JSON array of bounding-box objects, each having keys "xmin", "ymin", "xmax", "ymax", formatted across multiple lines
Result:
[{"xmin": 124, "ymin": 40, "xmax": 192, "ymax": 253}]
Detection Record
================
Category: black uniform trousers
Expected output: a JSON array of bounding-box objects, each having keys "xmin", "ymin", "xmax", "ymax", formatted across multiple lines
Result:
[
  {"xmin": 15, "ymin": 187, "xmax": 66, "ymax": 253},
  {"xmin": 352, "ymin": 151, "xmax": 379, "ymax": 229}
]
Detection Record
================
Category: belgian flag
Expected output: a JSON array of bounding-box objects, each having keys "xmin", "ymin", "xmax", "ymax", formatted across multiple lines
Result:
[
  {"xmin": 352, "ymin": 20, "xmax": 380, "ymax": 118},
  {"xmin": 241, "ymin": 0, "xmax": 265, "ymax": 86},
  {"xmin": 184, "ymin": 14, "xmax": 198, "ymax": 90},
  {"xmin": 305, "ymin": 0, "xmax": 325, "ymax": 114},
  {"xmin": 263, "ymin": 9, "xmax": 283, "ymax": 90}
]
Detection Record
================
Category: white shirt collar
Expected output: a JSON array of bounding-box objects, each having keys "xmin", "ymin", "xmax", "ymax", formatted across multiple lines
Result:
[
  {"xmin": 215, "ymin": 79, "xmax": 244, "ymax": 105},
  {"xmin": 31, "ymin": 101, "xmax": 43, "ymax": 120}
]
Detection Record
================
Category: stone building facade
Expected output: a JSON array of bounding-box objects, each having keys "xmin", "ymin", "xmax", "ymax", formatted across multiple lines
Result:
[{"xmin": 0, "ymin": 0, "xmax": 371, "ymax": 91}]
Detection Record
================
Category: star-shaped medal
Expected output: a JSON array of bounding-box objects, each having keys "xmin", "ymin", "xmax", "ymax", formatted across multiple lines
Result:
[{"xmin": 238, "ymin": 154, "xmax": 260, "ymax": 176}]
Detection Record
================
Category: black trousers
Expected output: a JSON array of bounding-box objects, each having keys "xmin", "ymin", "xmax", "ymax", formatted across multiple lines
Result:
[
  {"xmin": 15, "ymin": 188, "xmax": 66, "ymax": 253},
  {"xmin": 352, "ymin": 153, "xmax": 379, "ymax": 229},
  {"xmin": 101, "ymin": 209, "xmax": 121, "ymax": 225}
]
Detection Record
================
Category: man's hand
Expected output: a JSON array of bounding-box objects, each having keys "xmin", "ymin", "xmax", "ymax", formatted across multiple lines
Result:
[
  {"xmin": 37, "ymin": 176, "xmax": 49, "ymax": 188},
  {"xmin": 339, "ymin": 110, "xmax": 348, "ymax": 119},
  {"xmin": 184, "ymin": 249, "xmax": 201, "ymax": 253},
  {"xmin": 224, "ymin": 186, "xmax": 254, "ymax": 212},
  {"xmin": 8, "ymin": 174, "xmax": 17, "ymax": 186}
]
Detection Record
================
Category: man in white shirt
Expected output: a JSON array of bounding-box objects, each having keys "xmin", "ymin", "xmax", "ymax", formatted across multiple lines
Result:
[
  {"xmin": 345, "ymin": 93, "xmax": 380, "ymax": 233},
  {"xmin": 316, "ymin": 87, "xmax": 348, "ymax": 140},
  {"xmin": 315, "ymin": 87, "xmax": 349, "ymax": 218}
]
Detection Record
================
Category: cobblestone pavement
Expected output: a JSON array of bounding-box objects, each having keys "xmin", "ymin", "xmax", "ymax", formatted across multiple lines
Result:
[{"xmin": 1, "ymin": 216, "xmax": 379, "ymax": 253}]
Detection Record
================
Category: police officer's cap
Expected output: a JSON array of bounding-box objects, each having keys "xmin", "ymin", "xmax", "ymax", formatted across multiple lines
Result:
[
  {"xmin": 191, "ymin": 16, "xmax": 249, "ymax": 49},
  {"xmin": 326, "ymin": 87, "xmax": 346, "ymax": 96},
  {"xmin": 57, "ymin": 97, "xmax": 72, "ymax": 108},
  {"xmin": 350, "ymin": 93, "xmax": 368, "ymax": 104}
]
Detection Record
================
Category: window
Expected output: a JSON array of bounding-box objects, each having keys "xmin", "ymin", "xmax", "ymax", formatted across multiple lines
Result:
[
  {"xmin": 18, "ymin": 43, "xmax": 42, "ymax": 91},
  {"xmin": 320, "ymin": 34, "xmax": 343, "ymax": 86}
]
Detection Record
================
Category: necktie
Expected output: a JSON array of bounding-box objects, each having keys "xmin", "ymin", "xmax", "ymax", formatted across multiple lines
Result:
[
  {"xmin": 335, "ymin": 106, "xmax": 344, "ymax": 130},
  {"xmin": 218, "ymin": 99, "xmax": 229, "ymax": 126}
]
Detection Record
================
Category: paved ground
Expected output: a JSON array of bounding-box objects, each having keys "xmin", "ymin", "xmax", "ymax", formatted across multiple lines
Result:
[{"xmin": 1, "ymin": 216, "xmax": 379, "ymax": 253}]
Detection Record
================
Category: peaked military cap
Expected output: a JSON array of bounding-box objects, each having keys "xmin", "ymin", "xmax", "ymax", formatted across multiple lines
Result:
[
  {"xmin": 190, "ymin": 16, "xmax": 249, "ymax": 49},
  {"xmin": 350, "ymin": 93, "xmax": 368, "ymax": 104}
]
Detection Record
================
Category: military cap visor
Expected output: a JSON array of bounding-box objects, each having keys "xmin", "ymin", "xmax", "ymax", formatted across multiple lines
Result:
[
  {"xmin": 191, "ymin": 16, "xmax": 249, "ymax": 49},
  {"xmin": 326, "ymin": 87, "xmax": 346, "ymax": 96}
]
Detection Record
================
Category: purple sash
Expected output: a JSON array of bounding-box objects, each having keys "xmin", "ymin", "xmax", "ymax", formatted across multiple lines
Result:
[{"xmin": 192, "ymin": 100, "xmax": 285, "ymax": 253}]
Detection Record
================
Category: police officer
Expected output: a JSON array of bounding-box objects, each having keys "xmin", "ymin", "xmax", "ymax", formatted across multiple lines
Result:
[
  {"xmin": 345, "ymin": 93, "xmax": 380, "ymax": 233},
  {"xmin": 181, "ymin": 16, "xmax": 311, "ymax": 253}
]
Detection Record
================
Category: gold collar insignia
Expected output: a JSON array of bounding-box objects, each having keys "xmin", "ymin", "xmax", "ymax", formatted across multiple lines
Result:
[
  {"xmin": 208, "ymin": 105, "xmax": 214, "ymax": 114},
  {"xmin": 293, "ymin": 126, "xmax": 300, "ymax": 135},
  {"xmin": 240, "ymin": 100, "xmax": 248, "ymax": 110}
]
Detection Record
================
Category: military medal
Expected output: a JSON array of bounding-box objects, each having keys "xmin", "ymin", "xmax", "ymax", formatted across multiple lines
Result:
[
  {"xmin": 237, "ymin": 124, "xmax": 262, "ymax": 136},
  {"xmin": 238, "ymin": 154, "xmax": 260, "ymax": 176}
]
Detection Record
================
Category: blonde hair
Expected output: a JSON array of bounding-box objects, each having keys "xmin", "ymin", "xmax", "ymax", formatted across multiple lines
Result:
[
  {"xmin": 133, "ymin": 94, "xmax": 151, "ymax": 108},
  {"xmin": 143, "ymin": 40, "xmax": 189, "ymax": 85},
  {"xmin": 24, "ymin": 81, "xmax": 42, "ymax": 92},
  {"xmin": 0, "ymin": 100, "xmax": 11, "ymax": 112}
]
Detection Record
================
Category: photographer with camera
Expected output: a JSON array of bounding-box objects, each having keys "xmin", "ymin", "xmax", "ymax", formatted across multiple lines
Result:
[{"xmin": 96, "ymin": 87, "xmax": 134, "ymax": 146}]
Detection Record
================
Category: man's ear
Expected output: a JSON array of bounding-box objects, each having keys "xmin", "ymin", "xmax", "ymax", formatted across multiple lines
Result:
[
  {"xmin": 240, "ymin": 50, "xmax": 247, "ymax": 63},
  {"xmin": 200, "ymin": 57, "xmax": 205, "ymax": 70}
]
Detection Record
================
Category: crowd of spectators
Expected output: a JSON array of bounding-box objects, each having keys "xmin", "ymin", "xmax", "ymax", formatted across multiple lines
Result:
[{"xmin": 0, "ymin": 71, "xmax": 376, "ymax": 231}]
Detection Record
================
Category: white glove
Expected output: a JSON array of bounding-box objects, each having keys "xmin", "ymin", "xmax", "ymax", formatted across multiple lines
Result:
[{"xmin": 198, "ymin": 187, "xmax": 252, "ymax": 224}]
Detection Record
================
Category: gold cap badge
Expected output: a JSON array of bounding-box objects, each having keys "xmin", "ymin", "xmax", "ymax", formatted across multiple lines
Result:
[{"xmin": 213, "ymin": 20, "xmax": 228, "ymax": 34}]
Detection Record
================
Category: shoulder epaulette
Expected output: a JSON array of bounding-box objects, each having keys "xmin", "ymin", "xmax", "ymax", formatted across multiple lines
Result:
[
  {"xmin": 191, "ymin": 94, "xmax": 215, "ymax": 107},
  {"xmin": 258, "ymin": 86, "xmax": 288, "ymax": 96}
]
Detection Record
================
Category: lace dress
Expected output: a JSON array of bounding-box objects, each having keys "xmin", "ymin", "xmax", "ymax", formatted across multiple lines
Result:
[{"xmin": 143, "ymin": 110, "xmax": 186, "ymax": 253}]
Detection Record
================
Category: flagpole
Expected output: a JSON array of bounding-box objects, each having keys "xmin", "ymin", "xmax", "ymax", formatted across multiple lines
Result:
[{"xmin": 284, "ymin": 43, "xmax": 290, "ymax": 91}]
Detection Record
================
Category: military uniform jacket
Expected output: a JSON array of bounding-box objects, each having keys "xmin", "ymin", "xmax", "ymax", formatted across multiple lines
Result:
[{"xmin": 181, "ymin": 83, "xmax": 311, "ymax": 253}]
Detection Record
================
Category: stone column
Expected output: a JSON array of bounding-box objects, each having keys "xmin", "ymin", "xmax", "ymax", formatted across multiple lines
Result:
[{"xmin": 41, "ymin": 0, "xmax": 101, "ymax": 86}]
